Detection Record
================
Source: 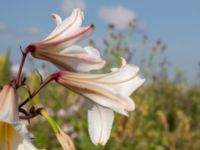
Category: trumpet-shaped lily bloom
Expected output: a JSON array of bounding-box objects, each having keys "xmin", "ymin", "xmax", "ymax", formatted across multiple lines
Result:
[
  {"xmin": 29, "ymin": 8, "xmax": 105, "ymax": 72},
  {"xmin": 0, "ymin": 122, "xmax": 38, "ymax": 150},
  {"xmin": 0, "ymin": 84, "xmax": 19, "ymax": 124},
  {"xmin": 56, "ymin": 58, "xmax": 145, "ymax": 145}
]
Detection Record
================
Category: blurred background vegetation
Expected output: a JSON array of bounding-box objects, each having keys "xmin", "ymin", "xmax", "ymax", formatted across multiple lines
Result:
[{"xmin": 0, "ymin": 24, "xmax": 200, "ymax": 150}]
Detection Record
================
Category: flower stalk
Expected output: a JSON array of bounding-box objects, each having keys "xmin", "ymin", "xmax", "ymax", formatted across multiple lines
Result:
[
  {"xmin": 40, "ymin": 109, "xmax": 59, "ymax": 133},
  {"xmin": 15, "ymin": 46, "xmax": 35, "ymax": 88},
  {"xmin": 19, "ymin": 72, "xmax": 60, "ymax": 108}
]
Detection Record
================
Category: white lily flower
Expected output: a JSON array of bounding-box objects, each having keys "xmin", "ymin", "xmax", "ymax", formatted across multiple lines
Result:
[
  {"xmin": 0, "ymin": 84, "xmax": 19, "ymax": 124},
  {"xmin": 0, "ymin": 85, "xmax": 39, "ymax": 149},
  {"xmin": 56, "ymin": 58, "xmax": 145, "ymax": 145},
  {"xmin": 29, "ymin": 8, "xmax": 105, "ymax": 72},
  {"xmin": 57, "ymin": 58, "xmax": 145, "ymax": 115},
  {"xmin": 0, "ymin": 122, "xmax": 38, "ymax": 150}
]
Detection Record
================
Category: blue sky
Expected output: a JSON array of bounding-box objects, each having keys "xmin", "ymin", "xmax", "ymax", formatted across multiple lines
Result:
[{"xmin": 0, "ymin": 0, "xmax": 199, "ymax": 81}]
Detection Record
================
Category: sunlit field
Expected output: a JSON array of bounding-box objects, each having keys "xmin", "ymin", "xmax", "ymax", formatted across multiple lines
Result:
[
  {"xmin": 0, "ymin": 1, "xmax": 200, "ymax": 150},
  {"xmin": 0, "ymin": 24, "xmax": 200, "ymax": 149}
]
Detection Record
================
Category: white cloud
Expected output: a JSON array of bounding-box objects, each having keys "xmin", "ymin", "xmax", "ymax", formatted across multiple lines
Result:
[
  {"xmin": 0, "ymin": 22, "xmax": 43, "ymax": 60},
  {"xmin": 26, "ymin": 27, "xmax": 41, "ymax": 36},
  {"xmin": 0, "ymin": 22, "xmax": 14, "ymax": 35},
  {"xmin": 99, "ymin": 5, "xmax": 137, "ymax": 30},
  {"xmin": 0, "ymin": 23, "xmax": 41, "ymax": 38},
  {"xmin": 61, "ymin": 0, "xmax": 86, "ymax": 16},
  {"xmin": 0, "ymin": 23, "xmax": 8, "ymax": 31}
]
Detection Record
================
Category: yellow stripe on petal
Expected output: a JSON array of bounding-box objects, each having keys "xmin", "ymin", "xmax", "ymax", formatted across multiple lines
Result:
[{"xmin": 0, "ymin": 122, "xmax": 14, "ymax": 150}]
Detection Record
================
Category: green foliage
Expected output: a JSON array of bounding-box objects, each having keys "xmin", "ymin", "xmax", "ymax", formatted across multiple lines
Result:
[
  {"xmin": 0, "ymin": 25, "xmax": 200, "ymax": 150},
  {"xmin": 0, "ymin": 50, "xmax": 10, "ymax": 85},
  {"xmin": 25, "ymin": 79, "xmax": 200, "ymax": 150}
]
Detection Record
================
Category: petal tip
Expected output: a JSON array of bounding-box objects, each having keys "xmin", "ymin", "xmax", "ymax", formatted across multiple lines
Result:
[{"xmin": 51, "ymin": 13, "xmax": 62, "ymax": 27}]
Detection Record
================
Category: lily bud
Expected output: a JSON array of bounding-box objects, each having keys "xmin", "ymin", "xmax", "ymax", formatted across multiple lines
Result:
[
  {"xmin": 56, "ymin": 128, "xmax": 76, "ymax": 150},
  {"xmin": 40, "ymin": 109, "xmax": 75, "ymax": 150}
]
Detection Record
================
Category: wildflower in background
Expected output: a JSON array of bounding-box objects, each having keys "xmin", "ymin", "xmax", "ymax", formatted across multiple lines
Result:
[
  {"xmin": 29, "ymin": 8, "xmax": 105, "ymax": 72},
  {"xmin": 57, "ymin": 109, "xmax": 67, "ymax": 118},
  {"xmin": 0, "ymin": 84, "xmax": 19, "ymax": 124},
  {"xmin": 56, "ymin": 58, "xmax": 145, "ymax": 145}
]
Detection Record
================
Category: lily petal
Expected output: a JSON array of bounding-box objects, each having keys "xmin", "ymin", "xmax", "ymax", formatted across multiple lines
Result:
[
  {"xmin": 17, "ymin": 140, "xmax": 38, "ymax": 150},
  {"xmin": 32, "ymin": 8, "xmax": 92, "ymax": 52},
  {"xmin": 0, "ymin": 122, "xmax": 38, "ymax": 150},
  {"xmin": 52, "ymin": 13, "xmax": 62, "ymax": 28},
  {"xmin": 32, "ymin": 45, "xmax": 105, "ymax": 72},
  {"xmin": 44, "ymin": 8, "xmax": 84, "ymax": 41},
  {"xmin": 36, "ymin": 24, "xmax": 94, "ymax": 50},
  {"xmin": 88, "ymin": 103, "xmax": 114, "ymax": 145},
  {"xmin": 58, "ymin": 45, "xmax": 105, "ymax": 72},
  {"xmin": 0, "ymin": 85, "xmax": 19, "ymax": 124}
]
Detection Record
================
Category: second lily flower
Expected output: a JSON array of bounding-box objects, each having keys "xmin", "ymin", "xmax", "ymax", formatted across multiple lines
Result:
[{"xmin": 56, "ymin": 58, "xmax": 145, "ymax": 145}]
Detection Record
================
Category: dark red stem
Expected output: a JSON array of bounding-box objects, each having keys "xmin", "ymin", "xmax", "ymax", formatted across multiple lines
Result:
[
  {"xmin": 15, "ymin": 46, "xmax": 34, "ymax": 88},
  {"xmin": 19, "ymin": 72, "xmax": 60, "ymax": 108},
  {"xmin": 19, "ymin": 108, "xmax": 44, "ymax": 121}
]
